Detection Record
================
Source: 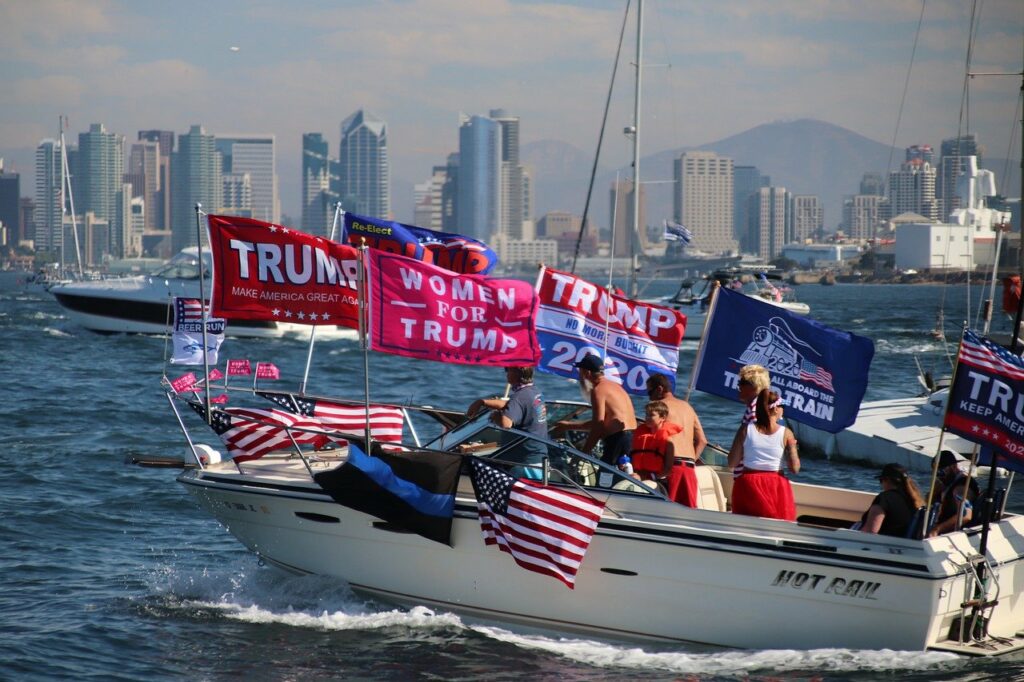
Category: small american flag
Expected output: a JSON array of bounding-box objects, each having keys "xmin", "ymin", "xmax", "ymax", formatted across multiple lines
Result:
[
  {"xmin": 189, "ymin": 402, "xmax": 328, "ymax": 462},
  {"xmin": 664, "ymin": 221, "xmax": 693, "ymax": 244},
  {"xmin": 175, "ymin": 298, "xmax": 207, "ymax": 324},
  {"xmin": 799, "ymin": 360, "xmax": 834, "ymax": 391},
  {"xmin": 469, "ymin": 458, "xmax": 604, "ymax": 589},
  {"xmin": 257, "ymin": 392, "xmax": 404, "ymax": 443}
]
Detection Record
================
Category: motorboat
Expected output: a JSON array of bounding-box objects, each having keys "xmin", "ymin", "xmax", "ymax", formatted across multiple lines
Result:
[
  {"xmin": 50, "ymin": 248, "xmax": 357, "ymax": 339},
  {"xmin": 169, "ymin": 390, "xmax": 1024, "ymax": 655}
]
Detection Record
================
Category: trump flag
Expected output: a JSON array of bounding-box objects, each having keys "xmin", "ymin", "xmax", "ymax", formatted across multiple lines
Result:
[
  {"xmin": 343, "ymin": 211, "xmax": 498, "ymax": 275},
  {"xmin": 207, "ymin": 214, "xmax": 362, "ymax": 329},
  {"xmin": 691, "ymin": 287, "xmax": 874, "ymax": 433},
  {"xmin": 945, "ymin": 328, "xmax": 1024, "ymax": 465},
  {"xmin": 367, "ymin": 250, "xmax": 540, "ymax": 366}
]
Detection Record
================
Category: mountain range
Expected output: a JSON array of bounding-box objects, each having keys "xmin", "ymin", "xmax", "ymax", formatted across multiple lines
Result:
[{"xmin": 513, "ymin": 118, "xmax": 1018, "ymax": 235}]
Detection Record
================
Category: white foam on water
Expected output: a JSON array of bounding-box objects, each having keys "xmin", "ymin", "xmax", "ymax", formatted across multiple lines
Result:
[
  {"xmin": 43, "ymin": 326, "xmax": 71, "ymax": 337},
  {"xmin": 470, "ymin": 626, "xmax": 965, "ymax": 675}
]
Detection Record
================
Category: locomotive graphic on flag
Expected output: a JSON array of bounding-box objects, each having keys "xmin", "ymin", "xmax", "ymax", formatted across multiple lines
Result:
[{"xmin": 737, "ymin": 316, "xmax": 834, "ymax": 391}]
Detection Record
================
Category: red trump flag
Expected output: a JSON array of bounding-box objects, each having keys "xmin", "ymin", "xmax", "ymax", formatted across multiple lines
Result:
[
  {"xmin": 207, "ymin": 215, "xmax": 362, "ymax": 329},
  {"xmin": 367, "ymin": 250, "xmax": 540, "ymax": 366}
]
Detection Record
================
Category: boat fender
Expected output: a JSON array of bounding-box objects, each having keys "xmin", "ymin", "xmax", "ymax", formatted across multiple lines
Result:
[{"xmin": 194, "ymin": 443, "xmax": 223, "ymax": 465}]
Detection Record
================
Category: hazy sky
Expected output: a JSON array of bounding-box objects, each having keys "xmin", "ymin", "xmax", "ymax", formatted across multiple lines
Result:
[{"xmin": 1, "ymin": 0, "xmax": 1021, "ymax": 220}]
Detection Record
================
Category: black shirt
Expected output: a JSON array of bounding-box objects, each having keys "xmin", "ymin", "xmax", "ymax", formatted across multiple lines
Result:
[{"xmin": 863, "ymin": 488, "xmax": 915, "ymax": 537}]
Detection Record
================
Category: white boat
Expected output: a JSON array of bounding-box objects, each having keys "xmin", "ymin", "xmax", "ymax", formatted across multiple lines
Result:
[
  {"xmin": 50, "ymin": 248, "xmax": 357, "ymax": 339},
  {"xmin": 170, "ymin": 396, "xmax": 1024, "ymax": 655}
]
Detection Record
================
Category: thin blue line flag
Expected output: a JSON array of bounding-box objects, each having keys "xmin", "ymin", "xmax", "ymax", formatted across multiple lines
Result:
[{"xmin": 691, "ymin": 287, "xmax": 874, "ymax": 433}]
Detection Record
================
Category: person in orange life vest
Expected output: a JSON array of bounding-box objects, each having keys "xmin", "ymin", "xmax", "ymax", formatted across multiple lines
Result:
[
  {"xmin": 629, "ymin": 401, "xmax": 683, "ymax": 488},
  {"xmin": 727, "ymin": 389, "xmax": 800, "ymax": 521},
  {"xmin": 645, "ymin": 373, "xmax": 706, "ymax": 507}
]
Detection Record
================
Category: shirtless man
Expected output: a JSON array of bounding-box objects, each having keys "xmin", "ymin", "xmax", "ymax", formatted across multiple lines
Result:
[
  {"xmin": 554, "ymin": 354, "xmax": 637, "ymax": 465},
  {"xmin": 645, "ymin": 372, "xmax": 707, "ymax": 462}
]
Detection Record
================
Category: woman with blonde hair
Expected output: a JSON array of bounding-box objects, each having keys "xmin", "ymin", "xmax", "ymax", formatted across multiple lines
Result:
[{"xmin": 727, "ymin": 389, "xmax": 800, "ymax": 521}]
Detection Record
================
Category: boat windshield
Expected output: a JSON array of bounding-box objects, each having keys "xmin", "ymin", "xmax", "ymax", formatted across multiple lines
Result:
[{"xmin": 151, "ymin": 250, "xmax": 212, "ymax": 280}]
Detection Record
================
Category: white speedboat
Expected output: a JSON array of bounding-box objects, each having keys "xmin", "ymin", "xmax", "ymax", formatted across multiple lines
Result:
[
  {"xmin": 50, "ymin": 248, "xmax": 357, "ymax": 339},
  {"xmin": 171, "ymin": 394, "xmax": 1024, "ymax": 656}
]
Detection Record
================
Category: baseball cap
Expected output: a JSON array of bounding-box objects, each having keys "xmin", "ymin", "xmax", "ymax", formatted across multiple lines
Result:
[
  {"xmin": 573, "ymin": 354, "xmax": 605, "ymax": 372},
  {"xmin": 938, "ymin": 449, "xmax": 964, "ymax": 469}
]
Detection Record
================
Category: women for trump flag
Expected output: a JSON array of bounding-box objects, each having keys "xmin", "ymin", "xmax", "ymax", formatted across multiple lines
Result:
[
  {"xmin": 366, "ymin": 250, "xmax": 540, "ymax": 366},
  {"xmin": 691, "ymin": 287, "xmax": 874, "ymax": 433},
  {"xmin": 944, "ymin": 328, "xmax": 1024, "ymax": 464}
]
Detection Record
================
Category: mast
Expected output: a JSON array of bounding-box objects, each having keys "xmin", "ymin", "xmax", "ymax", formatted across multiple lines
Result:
[
  {"xmin": 628, "ymin": 0, "xmax": 644, "ymax": 298},
  {"xmin": 58, "ymin": 115, "xmax": 84, "ymax": 278}
]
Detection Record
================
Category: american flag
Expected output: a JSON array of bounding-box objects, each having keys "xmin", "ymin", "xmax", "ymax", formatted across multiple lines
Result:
[
  {"xmin": 664, "ymin": 221, "xmax": 693, "ymax": 244},
  {"xmin": 175, "ymin": 298, "xmax": 207, "ymax": 324},
  {"xmin": 468, "ymin": 458, "xmax": 604, "ymax": 589},
  {"xmin": 188, "ymin": 402, "xmax": 329, "ymax": 462},
  {"xmin": 799, "ymin": 359, "xmax": 834, "ymax": 391},
  {"xmin": 257, "ymin": 392, "xmax": 404, "ymax": 443},
  {"xmin": 958, "ymin": 329, "xmax": 1024, "ymax": 379}
]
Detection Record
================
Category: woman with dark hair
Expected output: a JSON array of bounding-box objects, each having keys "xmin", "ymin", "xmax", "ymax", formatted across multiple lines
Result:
[
  {"xmin": 859, "ymin": 463, "xmax": 924, "ymax": 537},
  {"xmin": 727, "ymin": 389, "xmax": 800, "ymax": 521}
]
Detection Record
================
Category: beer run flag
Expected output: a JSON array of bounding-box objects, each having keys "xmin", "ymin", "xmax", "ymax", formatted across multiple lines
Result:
[
  {"xmin": 944, "ymin": 328, "xmax": 1024, "ymax": 466},
  {"xmin": 169, "ymin": 297, "xmax": 226, "ymax": 365},
  {"xmin": 313, "ymin": 441, "xmax": 460, "ymax": 546},
  {"xmin": 691, "ymin": 287, "xmax": 874, "ymax": 433},
  {"xmin": 206, "ymin": 214, "xmax": 362, "ymax": 329},
  {"xmin": 187, "ymin": 402, "xmax": 328, "ymax": 463},
  {"xmin": 258, "ymin": 391, "xmax": 404, "ymax": 443},
  {"xmin": 366, "ymin": 250, "xmax": 540, "ymax": 366},
  {"xmin": 534, "ymin": 267, "xmax": 686, "ymax": 395},
  {"xmin": 342, "ymin": 211, "xmax": 498, "ymax": 275},
  {"xmin": 469, "ymin": 458, "xmax": 604, "ymax": 589}
]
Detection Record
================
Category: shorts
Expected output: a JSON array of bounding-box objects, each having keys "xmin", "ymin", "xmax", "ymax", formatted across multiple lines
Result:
[{"xmin": 601, "ymin": 430, "xmax": 634, "ymax": 467}]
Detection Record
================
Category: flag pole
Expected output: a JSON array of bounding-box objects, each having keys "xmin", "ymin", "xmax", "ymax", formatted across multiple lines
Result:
[
  {"xmin": 194, "ymin": 203, "xmax": 212, "ymax": 422},
  {"xmin": 685, "ymin": 280, "xmax": 720, "ymax": 402},
  {"xmin": 358, "ymin": 241, "xmax": 372, "ymax": 449},
  {"xmin": 300, "ymin": 202, "xmax": 343, "ymax": 395}
]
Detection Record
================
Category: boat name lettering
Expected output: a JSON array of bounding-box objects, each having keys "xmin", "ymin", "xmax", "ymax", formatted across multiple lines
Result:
[
  {"xmin": 771, "ymin": 570, "xmax": 880, "ymax": 600},
  {"xmin": 227, "ymin": 239, "xmax": 359, "ymax": 290},
  {"xmin": 222, "ymin": 500, "xmax": 270, "ymax": 514}
]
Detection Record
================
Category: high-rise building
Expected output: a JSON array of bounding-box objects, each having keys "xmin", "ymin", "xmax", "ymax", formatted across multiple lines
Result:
[
  {"xmin": 456, "ymin": 114, "xmax": 500, "ymax": 240},
  {"xmin": 301, "ymin": 132, "xmax": 340, "ymax": 235},
  {"xmin": 790, "ymin": 195, "xmax": 823, "ymax": 243},
  {"xmin": 171, "ymin": 125, "xmax": 221, "ymax": 252},
  {"xmin": 733, "ymin": 165, "xmax": 769, "ymax": 253},
  {"xmin": 0, "ymin": 162, "xmax": 20, "ymax": 245},
  {"xmin": 34, "ymin": 139, "xmax": 62, "ymax": 255},
  {"xmin": 221, "ymin": 172, "xmax": 253, "ymax": 216},
  {"xmin": 490, "ymin": 109, "xmax": 525, "ymax": 240},
  {"xmin": 216, "ymin": 135, "xmax": 278, "ymax": 223},
  {"xmin": 888, "ymin": 155, "xmax": 938, "ymax": 221},
  {"xmin": 905, "ymin": 144, "xmax": 934, "ymax": 164},
  {"xmin": 76, "ymin": 123, "xmax": 125, "ymax": 259},
  {"xmin": 609, "ymin": 179, "xmax": 646, "ymax": 258},
  {"xmin": 440, "ymin": 153, "xmax": 459, "ymax": 232},
  {"xmin": 938, "ymin": 134, "xmax": 982, "ymax": 220},
  {"xmin": 750, "ymin": 186, "xmax": 791, "ymax": 259},
  {"xmin": 19, "ymin": 197, "xmax": 35, "ymax": 246},
  {"xmin": 138, "ymin": 130, "xmax": 174, "ymax": 230},
  {"xmin": 413, "ymin": 165, "xmax": 447, "ymax": 231},
  {"xmin": 842, "ymin": 195, "xmax": 885, "ymax": 241},
  {"xmin": 128, "ymin": 141, "xmax": 161, "ymax": 231},
  {"xmin": 859, "ymin": 172, "xmax": 885, "ymax": 196},
  {"xmin": 674, "ymin": 151, "xmax": 735, "ymax": 255},
  {"xmin": 338, "ymin": 110, "xmax": 389, "ymax": 219}
]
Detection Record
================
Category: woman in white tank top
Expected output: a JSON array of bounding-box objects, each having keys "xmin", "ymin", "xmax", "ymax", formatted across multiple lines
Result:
[{"xmin": 727, "ymin": 389, "xmax": 801, "ymax": 521}]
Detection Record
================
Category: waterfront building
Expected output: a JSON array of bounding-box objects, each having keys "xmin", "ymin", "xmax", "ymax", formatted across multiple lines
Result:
[
  {"xmin": 413, "ymin": 165, "xmax": 447, "ymax": 231},
  {"xmin": 888, "ymin": 153, "xmax": 938, "ymax": 222},
  {"xmin": 34, "ymin": 139, "xmax": 62, "ymax": 255},
  {"xmin": 750, "ymin": 186, "xmax": 790, "ymax": 260},
  {"xmin": 221, "ymin": 172, "xmax": 253, "ymax": 217},
  {"xmin": 781, "ymin": 243, "xmax": 862, "ymax": 268},
  {"xmin": 171, "ymin": 125, "xmax": 221, "ymax": 252},
  {"xmin": 859, "ymin": 172, "xmax": 885, "ymax": 196},
  {"xmin": 440, "ymin": 153, "xmax": 459, "ymax": 232},
  {"xmin": 734, "ymin": 165, "xmax": 769, "ymax": 253},
  {"xmin": 674, "ymin": 150, "xmax": 736, "ymax": 255},
  {"xmin": 456, "ymin": 110, "xmax": 526, "ymax": 247},
  {"xmin": 338, "ymin": 110, "xmax": 389, "ymax": 219},
  {"xmin": 791, "ymin": 195, "xmax": 823, "ymax": 243},
  {"xmin": 842, "ymin": 194, "xmax": 886, "ymax": 241},
  {"xmin": 301, "ymin": 132, "xmax": 339, "ymax": 235},
  {"xmin": 128, "ymin": 142, "xmax": 161, "ymax": 232},
  {"xmin": 215, "ymin": 135, "xmax": 277, "ymax": 223},
  {"xmin": 938, "ymin": 134, "xmax": 982, "ymax": 220},
  {"xmin": 137, "ymin": 130, "xmax": 174, "ymax": 230},
  {"xmin": 76, "ymin": 123, "xmax": 125, "ymax": 259},
  {"xmin": 0, "ymin": 162, "xmax": 20, "ymax": 245}
]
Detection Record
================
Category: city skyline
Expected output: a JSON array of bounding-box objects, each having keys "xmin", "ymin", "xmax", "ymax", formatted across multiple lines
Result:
[{"xmin": 1, "ymin": 1, "xmax": 1020, "ymax": 222}]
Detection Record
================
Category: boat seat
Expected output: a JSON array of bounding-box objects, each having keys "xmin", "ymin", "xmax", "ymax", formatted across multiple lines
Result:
[{"xmin": 694, "ymin": 466, "xmax": 727, "ymax": 512}]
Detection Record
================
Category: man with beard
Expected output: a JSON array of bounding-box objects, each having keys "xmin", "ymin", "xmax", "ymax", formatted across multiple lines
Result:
[{"xmin": 553, "ymin": 354, "xmax": 637, "ymax": 466}]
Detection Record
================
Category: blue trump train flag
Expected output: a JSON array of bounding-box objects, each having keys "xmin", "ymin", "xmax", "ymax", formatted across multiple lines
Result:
[
  {"xmin": 313, "ymin": 441, "xmax": 461, "ymax": 546},
  {"xmin": 691, "ymin": 287, "xmax": 875, "ymax": 433},
  {"xmin": 945, "ymin": 329, "xmax": 1024, "ymax": 469},
  {"xmin": 342, "ymin": 211, "xmax": 498, "ymax": 275}
]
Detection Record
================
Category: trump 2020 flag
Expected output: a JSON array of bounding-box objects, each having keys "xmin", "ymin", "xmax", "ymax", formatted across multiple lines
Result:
[
  {"xmin": 945, "ymin": 329, "xmax": 1024, "ymax": 465},
  {"xmin": 367, "ymin": 250, "xmax": 540, "ymax": 366},
  {"xmin": 170, "ymin": 297, "xmax": 225, "ymax": 365},
  {"xmin": 691, "ymin": 287, "xmax": 874, "ymax": 433},
  {"xmin": 313, "ymin": 441, "xmax": 461, "ymax": 546},
  {"xmin": 343, "ymin": 211, "xmax": 498, "ymax": 275}
]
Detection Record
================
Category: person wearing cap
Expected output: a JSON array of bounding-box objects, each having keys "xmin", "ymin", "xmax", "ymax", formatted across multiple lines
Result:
[
  {"xmin": 858, "ymin": 463, "xmax": 925, "ymax": 537},
  {"xmin": 927, "ymin": 450, "xmax": 980, "ymax": 537},
  {"xmin": 727, "ymin": 388, "xmax": 800, "ymax": 521},
  {"xmin": 553, "ymin": 353, "xmax": 636, "ymax": 467}
]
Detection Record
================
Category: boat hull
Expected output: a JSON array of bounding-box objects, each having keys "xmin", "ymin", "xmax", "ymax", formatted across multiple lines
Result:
[{"xmin": 179, "ymin": 467, "xmax": 1024, "ymax": 651}]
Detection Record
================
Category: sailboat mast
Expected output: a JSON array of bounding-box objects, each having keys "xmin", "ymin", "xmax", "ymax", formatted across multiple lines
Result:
[
  {"xmin": 58, "ymin": 116, "xmax": 65, "ymax": 276},
  {"xmin": 629, "ymin": 0, "xmax": 644, "ymax": 298}
]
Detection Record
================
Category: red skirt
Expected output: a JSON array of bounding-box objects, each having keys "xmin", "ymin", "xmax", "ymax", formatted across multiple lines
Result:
[
  {"xmin": 667, "ymin": 461, "xmax": 697, "ymax": 508},
  {"xmin": 731, "ymin": 470, "xmax": 796, "ymax": 521}
]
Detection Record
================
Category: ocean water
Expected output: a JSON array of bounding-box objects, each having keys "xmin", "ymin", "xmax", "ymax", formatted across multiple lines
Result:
[{"xmin": 1, "ymin": 279, "xmax": 1022, "ymax": 681}]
